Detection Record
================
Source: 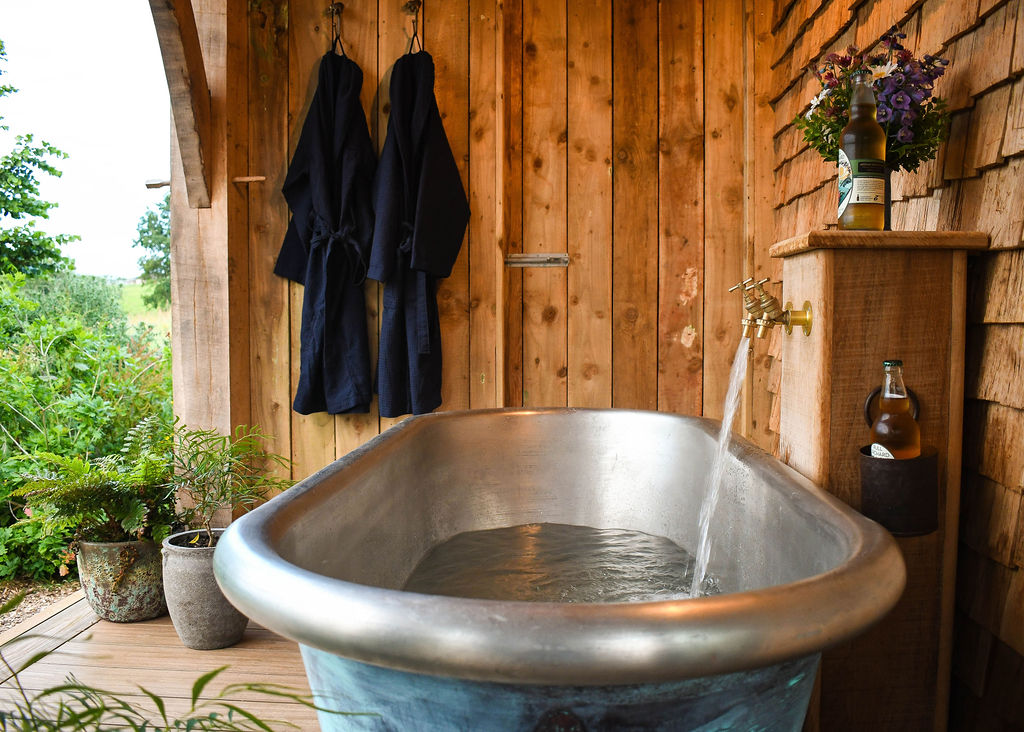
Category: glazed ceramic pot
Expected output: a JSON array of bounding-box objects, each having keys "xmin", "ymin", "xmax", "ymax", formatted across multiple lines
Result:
[{"xmin": 77, "ymin": 539, "xmax": 167, "ymax": 622}]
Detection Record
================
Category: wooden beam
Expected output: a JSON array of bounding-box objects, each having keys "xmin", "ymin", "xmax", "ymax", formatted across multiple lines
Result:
[{"xmin": 149, "ymin": 0, "xmax": 212, "ymax": 209}]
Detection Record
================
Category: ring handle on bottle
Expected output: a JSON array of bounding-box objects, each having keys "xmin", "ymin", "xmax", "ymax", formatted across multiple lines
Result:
[{"xmin": 863, "ymin": 386, "xmax": 920, "ymax": 426}]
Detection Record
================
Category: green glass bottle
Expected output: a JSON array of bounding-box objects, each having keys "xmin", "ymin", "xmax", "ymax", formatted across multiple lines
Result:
[{"xmin": 838, "ymin": 71, "xmax": 886, "ymax": 231}]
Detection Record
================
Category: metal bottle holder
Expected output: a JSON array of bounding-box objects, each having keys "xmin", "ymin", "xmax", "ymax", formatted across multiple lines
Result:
[{"xmin": 859, "ymin": 387, "xmax": 938, "ymax": 536}]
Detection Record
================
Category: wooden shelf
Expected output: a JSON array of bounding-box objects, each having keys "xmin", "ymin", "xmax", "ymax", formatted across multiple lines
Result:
[{"xmin": 769, "ymin": 230, "xmax": 989, "ymax": 259}]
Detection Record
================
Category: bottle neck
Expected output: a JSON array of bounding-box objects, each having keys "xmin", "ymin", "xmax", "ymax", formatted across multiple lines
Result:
[
  {"xmin": 883, "ymin": 368, "xmax": 907, "ymax": 399},
  {"xmin": 849, "ymin": 78, "xmax": 877, "ymax": 118}
]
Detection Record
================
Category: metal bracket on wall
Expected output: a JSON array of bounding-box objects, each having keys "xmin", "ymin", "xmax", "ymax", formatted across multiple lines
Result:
[{"xmin": 504, "ymin": 253, "xmax": 570, "ymax": 268}]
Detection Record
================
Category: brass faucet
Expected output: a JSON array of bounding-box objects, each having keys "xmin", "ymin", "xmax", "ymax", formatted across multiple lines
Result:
[
  {"xmin": 728, "ymin": 278, "xmax": 764, "ymax": 340},
  {"xmin": 730, "ymin": 279, "xmax": 812, "ymax": 338}
]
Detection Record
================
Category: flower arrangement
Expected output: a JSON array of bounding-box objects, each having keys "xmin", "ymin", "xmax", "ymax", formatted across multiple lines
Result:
[{"xmin": 795, "ymin": 26, "xmax": 950, "ymax": 173}]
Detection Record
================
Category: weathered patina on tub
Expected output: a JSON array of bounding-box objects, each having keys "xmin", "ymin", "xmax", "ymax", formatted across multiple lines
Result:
[{"xmin": 215, "ymin": 408, "xmax": 905, "ymax": 730}]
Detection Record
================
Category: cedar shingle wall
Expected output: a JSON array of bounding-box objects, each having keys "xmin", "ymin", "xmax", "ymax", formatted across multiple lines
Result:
[{"xmin": 764, "ymin": 0, "xmax": 1024, "ymax": 727}]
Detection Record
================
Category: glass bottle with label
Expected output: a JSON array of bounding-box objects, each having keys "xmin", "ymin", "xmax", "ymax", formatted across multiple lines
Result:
[
  {"xmin": 838, "ymin": 71, "xmax": 886, "ymax": 230},
  {"xmin": 870, "ymin": 359, "xmax": 921, "ymax": 459}
]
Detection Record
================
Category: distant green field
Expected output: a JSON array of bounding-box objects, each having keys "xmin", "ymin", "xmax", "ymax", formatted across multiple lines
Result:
[{"xmin": 121, "ymin": 282, "xmax": 172, "ymax": 335}]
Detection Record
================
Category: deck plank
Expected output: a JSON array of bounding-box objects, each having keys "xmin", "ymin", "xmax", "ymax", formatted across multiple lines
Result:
[{"xmin": 0, "ymin": 599, "xmax": 326, "ymax": 728}]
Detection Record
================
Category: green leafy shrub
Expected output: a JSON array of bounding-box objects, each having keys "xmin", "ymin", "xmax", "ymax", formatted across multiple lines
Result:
[
  {"xmin": 0, "ymin": 274, "xmax": 171, "ymax": 580},
  {"xmin": 22, "ymin": 272, "xmax": 127, "ymax": 332},
  {"xmin": 14, "ymin": 418, "xmax": 178, "ymax": 547}
]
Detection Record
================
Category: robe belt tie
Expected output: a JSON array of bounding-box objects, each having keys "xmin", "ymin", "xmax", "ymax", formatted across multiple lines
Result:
[
  {"xmin": 311, "ymin": 224, "xmax": 367, "ymax": 284},
  {"xmin": 397, "ymin": 222, "xmax": 432, "ymax": 356}
]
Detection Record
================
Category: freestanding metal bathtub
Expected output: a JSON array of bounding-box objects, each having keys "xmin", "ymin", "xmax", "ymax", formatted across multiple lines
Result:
[{"xmin": 214, "ymin": 408, "xmax": 905, "ymax": 731}]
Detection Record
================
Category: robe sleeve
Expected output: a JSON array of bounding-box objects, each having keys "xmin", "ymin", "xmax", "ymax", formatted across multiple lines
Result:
[
  {"xmin": 409, "ymin": 110, "xmax": 470, "ymax": 279},
  {"xmin": 366, "ymin": 133, "xmax": 403, "ymax": 284}
]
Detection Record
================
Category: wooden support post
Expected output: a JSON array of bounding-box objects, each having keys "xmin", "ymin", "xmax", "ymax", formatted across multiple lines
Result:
[{"xmin": 149, "ymin": 0, "xmax": 213, "ymax": 209}]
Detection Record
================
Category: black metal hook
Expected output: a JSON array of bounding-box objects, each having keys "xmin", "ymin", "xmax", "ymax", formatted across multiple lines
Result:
[
  {"xmin": 328, "ymin": 2, "xmax": 347, "ymax": 56},
  {"xmin": 402, "ymin": 0, "xmax": 422, "ymax": 53}
]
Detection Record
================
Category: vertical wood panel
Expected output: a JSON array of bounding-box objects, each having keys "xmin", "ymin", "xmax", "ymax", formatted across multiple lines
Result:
[
  {"xmin": 612, "ymin": 0, "xmax": 659, "ymax": 410},
  {"xmin": 658, "ymin": 0, "xmax": 704, "ymax": 415},
  {"xmin": 703, "ymin": 0, "xmax": 745, "ymax": 422},
  {"xmin": 248, "ymin": 0, "xmax": 291, "ymax": 474},
  {"xmin": 567, "ymin": 0, "xmax": 612, "ymax": 408},
  {"xmin": 226, "ymin": 0, "xmax": 251, "ymax": 434},
  {"xmin": 748, "ymin": 0, "xmax": 778, "ymax": 448},
  {"xmin": 499, "ymin": 0, "xmax": 525, "ymax": 407},
  {"xmin": 522, "ymin": 0, "xmax": 568, "ymax": 407},
  {"xmin": 334, "ymin": 0, "xmax": 381, "ymax": 457},
  {"xmin": 429, "ymin": 1, "xmax": 472, "ymax": 412},
  {"xmin": 287, "ymin": 0, "xmax": 336, "ymax": 480},
  {"xmin": 469, "ymin": 0, "xmax": 500, "ymax": 408}
]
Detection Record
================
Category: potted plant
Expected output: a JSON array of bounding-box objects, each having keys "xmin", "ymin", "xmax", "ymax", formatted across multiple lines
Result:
[
  {"xmin": 794, "ymin": 25, "xmax": 950, "ymax": 228},
  {"xmin": 14, "ymin": 417, "xmax": 178, "ymax": 622},
  {"xmin": 161, "ymin": 423, "xmax": 291, "ymax": 650}
]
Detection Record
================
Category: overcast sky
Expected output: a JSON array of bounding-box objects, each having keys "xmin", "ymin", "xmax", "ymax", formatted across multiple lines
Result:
[{"xmin": 1, "ymin": 1, "xmax": 171, "ymax": 278}]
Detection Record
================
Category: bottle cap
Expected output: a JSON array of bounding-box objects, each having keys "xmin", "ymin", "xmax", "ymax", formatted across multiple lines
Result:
[{"xmin": 883, "ymin": 359, "xmax": 903, "ymax": 368}]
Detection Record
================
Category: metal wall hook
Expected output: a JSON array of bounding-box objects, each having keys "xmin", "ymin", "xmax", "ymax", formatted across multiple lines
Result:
[
  {"xmin": 327, "ymin": 2, "xmax": 347, "ymax": 56},
  {"xmin": 402, "ymin": 0, "xmax": 422, "ymax": 53}
]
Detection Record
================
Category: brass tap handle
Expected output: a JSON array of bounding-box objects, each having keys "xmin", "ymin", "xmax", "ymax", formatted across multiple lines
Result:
[{"xmin": 727, "ymin": 277, "xmax": 754, "ymax": 293}]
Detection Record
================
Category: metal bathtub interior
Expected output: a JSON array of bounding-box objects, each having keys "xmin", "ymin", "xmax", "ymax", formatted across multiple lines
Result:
[{"xmin": 214, "ymin": 408, "xmax": 905, "ymax": 731}]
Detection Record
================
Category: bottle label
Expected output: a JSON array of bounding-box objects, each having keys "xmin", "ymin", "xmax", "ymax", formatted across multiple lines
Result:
[
  {"xmin": 838, "ymin": 152, "xmax": 885, "ymax": 216},
  {"xmin": 870, "ymin": 443, "xmax": 895, "ymax": 459},
  {"xmin": 838, "ymin": 150, "xmax": 853, "ymax": 217}
]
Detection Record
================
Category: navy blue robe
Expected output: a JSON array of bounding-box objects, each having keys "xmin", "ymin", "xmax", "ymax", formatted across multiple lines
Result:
[
  {"xmin": 368, "ymin": 51, "xmax": 470, "ymax": 418},
  {"xmin": 275, "ymin": 52, "xmax": 376, "ymax": 415}
]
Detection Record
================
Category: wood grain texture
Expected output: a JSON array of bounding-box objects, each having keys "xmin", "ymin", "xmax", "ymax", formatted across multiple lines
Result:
[
  {"xmin": 770, "ymin": 230, "xmax": 990, "ymax": 258},
  {"xmin": 499, "ymin": 0, "xmax": 524, "ymax": 407},
  {"xmin": 612, "ymin": 0, "xmax": 659, "ymax": 410},
  {"xmin": 469, "ymin": 0, "xmax": 500, "ymax": 409},
  {"xmin": 748, "ymin": 0, "xmax": 780, "ymax": 449},
  {"xmin": 702, "ymin": 0, "xmax": 745, "ymax": 421},
  {"xmin": 149, "ymin": 0, "xmax": 212, "ymax": 208},
  {"xmin": 226, "ymin": 0, "xmax": 252, "ymax": 433},
  {"xmin": 248, "ymin": 0, "xmax": 292, "ymax": 474},
  {"xmin": 779, "ymin": 245, "xmax": 967, "ymax": 731},
  {"xmin": 522, "ymin": 0, "xmax": 568, "ymax": 407},
  {"xmin": 658, "ymin": 0, "xmax": 704, "ymax": 416},
  {"xmin": 968, "ymin": 249, "xmax": 1024, "ymax": 324},
  {"xmin": 567, "ymin": 0, "xmax": 613, "ymax": 408},
  {"xmin": 429, "ymin": 1, "xmax": 472, "ymax": 413},
  {"xmin": 0, "ymin": 613, "xmax": 317, "ymax": 728}
]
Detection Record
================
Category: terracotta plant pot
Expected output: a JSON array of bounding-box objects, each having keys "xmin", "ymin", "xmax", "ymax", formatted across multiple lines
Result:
[
  {"xmin": 162, "ymin": 529, "xmax": 249, "ymax": 650},
  {"xmin": 77, "ymin": 540, "xmax": 167, "ymax": 623}
]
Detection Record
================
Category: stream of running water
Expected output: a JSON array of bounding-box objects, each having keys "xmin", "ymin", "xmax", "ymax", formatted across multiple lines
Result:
[{"xmin": 689, "ymin": 337, "xmax": 750, "ymax": 598}]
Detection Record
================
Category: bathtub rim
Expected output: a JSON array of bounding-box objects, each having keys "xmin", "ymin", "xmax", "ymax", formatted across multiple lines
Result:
[{"xmin": 214, "ymin": 407, "xmax": 906, "ymax": 686}]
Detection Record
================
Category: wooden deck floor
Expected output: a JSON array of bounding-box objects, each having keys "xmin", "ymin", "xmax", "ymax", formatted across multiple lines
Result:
[{"xmin": 0, "ymin": 592, "xmax": 321, "ymax": 728}]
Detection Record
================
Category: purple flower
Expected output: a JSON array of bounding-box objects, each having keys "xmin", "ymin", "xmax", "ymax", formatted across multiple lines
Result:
[
  {"xmin": 901, "ymin": 109, "xmax": 918, "ymax": 125},
  {"xmin": 897, "ymin": 126, "xmax": 914, "ymax": 143},
  {"xmin": 890, "ymin": 72, "xmax": 906, "ymax": 87},
  {"xmin": 877, "ymin": 106, "xmax": 892, "ymax": 123},
  {"xmin": 891, "ymin": 90, "xmax": 912, "ymax": 110},
  {"xmin": 909, "ymin": 87, "xmax": 927, "ymax": 104}
]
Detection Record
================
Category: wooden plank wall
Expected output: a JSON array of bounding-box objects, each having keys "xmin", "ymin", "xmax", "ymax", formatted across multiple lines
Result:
[
  {"xmin": 172, "ymin": 0, "xmax": 758, "ymax": 483},
  {"xmin": 765, "ymin": 0, "xmax": 1024, "ymax": 727}
]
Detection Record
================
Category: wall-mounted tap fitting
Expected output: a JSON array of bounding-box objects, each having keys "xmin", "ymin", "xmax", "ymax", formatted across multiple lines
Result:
[
  {"xmin": 729, "ymin": 278, "xmax": 765, "ymax": 340},
  {"xmin": 730, "ymin": 279, "xmax": 812, "ymax": 338}
]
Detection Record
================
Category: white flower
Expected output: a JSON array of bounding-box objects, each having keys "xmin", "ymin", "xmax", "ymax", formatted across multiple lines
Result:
[
  {"xmin": 805, "ymin": 88, "xmax": 831, "ymax": 118},
  {"xmin": 869, "ymin": 61, "xmax": 898, "ymax": 81}
]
